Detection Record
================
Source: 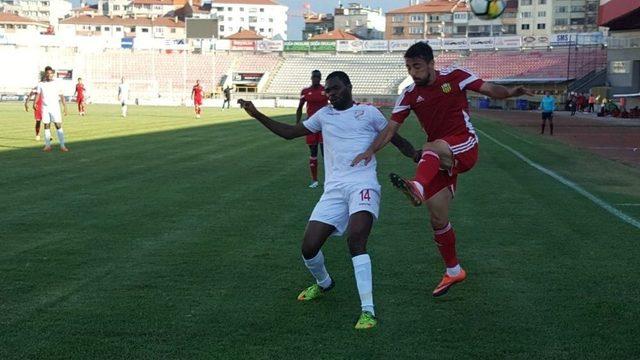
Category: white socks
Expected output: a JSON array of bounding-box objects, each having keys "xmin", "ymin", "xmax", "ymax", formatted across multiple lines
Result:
[
  {"xmin": 122, "ymin": 105, "xmax": 127, "ymax": 117},
  {"xmin": 56, "ymin": 128, "xmax": 65, "ymax": 147},
  {"xmin": 446, "ymin": 264, "xmax": 461, "ymax": 277},
  {"xmin": 352, "ymin": 254, "xmax": 375, "ymax": 315},
  {"xmin": 412, "ymin": 180, "xmax": 425, "ymax": 197},
  {"xmin": 44, "ymin": 129, "xmax": 51, "ymax": 146},
  {"xmin": 303, "ymin": 251, "xmax": 332, "ymax": 289}
]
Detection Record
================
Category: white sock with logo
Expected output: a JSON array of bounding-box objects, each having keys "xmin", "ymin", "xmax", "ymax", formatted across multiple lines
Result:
[{"xmin": 303, "ymin": 250, "xmax": 332, "ymax": 289}]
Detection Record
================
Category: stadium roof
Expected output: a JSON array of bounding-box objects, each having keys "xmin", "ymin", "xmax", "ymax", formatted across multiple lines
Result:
[
  {"xmin": 387, "ymin": 0, "xmax": 468, "ymax": 15},
  {"xmin": 60, "ymin": 15, "xmax": 185, "ymax": 28},
  {"xmin": 0, "ymin": 12, "xmax": 47, "ymax": 26},
  {"xmin": 598, "ymin": 0, "xmax": 640, "ymax": 30},
  {"xmin": 225, "ymin": 28, "xmax": 264, "ymax": 40},
  {"xmin": 309, "ymin": 29, "xmax": 358, "ymax": 40},
  {"xmin": 212, "ymin": 0, "xmax": 280, "ymax": 5}
]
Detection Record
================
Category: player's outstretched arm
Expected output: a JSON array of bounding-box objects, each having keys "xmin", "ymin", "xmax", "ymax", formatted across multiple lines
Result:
[
  {"xmin": 390, "ymin": 133, "xmax": 421, "ymax": 163},
  {"xmin": 475, "ymin": 83, "xmax": 533, "ymax": 99},
  {"xmin": 238, "ymin": 99, "xmax": 311, "ymax": 140},
  {"xmin": 351, "ymin": 121, "xmax": 401, "ymax": 166},
  {"xmin": 295, "ymin": 98, "xmax": 305, "ymax": 124}
]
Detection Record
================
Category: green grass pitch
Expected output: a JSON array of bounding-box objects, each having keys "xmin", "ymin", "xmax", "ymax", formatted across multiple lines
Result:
[{"xmin": 1, "ymin": 103, "xmax": 639, "ymax": 359}]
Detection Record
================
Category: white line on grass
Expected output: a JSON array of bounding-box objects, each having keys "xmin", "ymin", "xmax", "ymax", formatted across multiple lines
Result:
[
  {"xmin": 617, "ymin": 204, "xmax": 640, "ymax": 207},
  {"xmin": 477, "ymin": 129, "xmax": 640, "ymax": 230}
]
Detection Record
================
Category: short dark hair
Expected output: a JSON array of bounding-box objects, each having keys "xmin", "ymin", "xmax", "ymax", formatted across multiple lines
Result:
[
  {"xmin": 44, "ymin": 66, "xmax": 53, "ymax": 72},
  {"xmin": 311, "ymin": 70, "xmax": 321, "ymax": 77},
  {"xmin": 404, "ymin": 41, "xmax": 434, "ymax": 62},
  {"xmin": 326, "ymin": 71, "xmax": 351, "ymax": 86}
]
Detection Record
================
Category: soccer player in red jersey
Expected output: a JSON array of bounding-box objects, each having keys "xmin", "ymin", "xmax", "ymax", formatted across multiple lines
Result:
[
  {"xmin": 352, "ymin": 42, "xmax": 532, "ymax": 297},
  {"xmin": 74, "ymin": 78, "xmax": 86, "ymax": 116},
  {"xmin": 24, "ymin": 85, "xmax": 43, "ymax": 141},
  {"xmin": 296, "ymin": 70, "xmax": 329, "ymax": 188},
  {"xmin": 191, "ymin": 80, "xmax": 204, "ymax": 118}
]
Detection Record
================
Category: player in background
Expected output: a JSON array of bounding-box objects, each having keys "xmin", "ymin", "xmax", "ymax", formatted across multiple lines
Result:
[
  {"xmin": 238, "ymin": 71, "xmax": 420, "ymax": 329},
  {"xmin": 222, "ymin": 86, "xmax": 231, "ymax": 109},
  {"xmin": 191, "ymin": 80, "xmax": 204, "ymax": 118},
  {"xmin": 539, "ymin": 91, "xmax": 556, "ymax": 135},
  {"xmin": 352, "ymin": 42, "xmax": 532, "ymax": 297},
  {"xmin": 25, "ymin": 84, "xmax": 43, "ymax": 141},
  {"xmin": 34, "ymin": 66, "xmax": 68, "ymax": 152},
  {"xmin": 74, "ymin": 78, "xmax": 87, "ymax": 116},
  {"xmin": 118, "ymin": 77, "xmax": 129, "ymax": 117},
  {"xmin": 296, "ymin": 70, "xmax": 328, "ymax": 188}
]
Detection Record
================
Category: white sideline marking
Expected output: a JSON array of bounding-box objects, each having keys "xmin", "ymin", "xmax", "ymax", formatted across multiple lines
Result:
[
  {"xmin": 617, "ymin": 204, "xmax": 640, "ymax": 207},
  {"xmin": 478, "ymin": 129, "xmax": 640, "ymax": 230}
]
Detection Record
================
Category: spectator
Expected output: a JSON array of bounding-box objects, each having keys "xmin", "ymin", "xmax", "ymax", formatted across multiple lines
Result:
[{"xmin": 588, "ymin": 94, "xmax": 596, "ymax": 113}]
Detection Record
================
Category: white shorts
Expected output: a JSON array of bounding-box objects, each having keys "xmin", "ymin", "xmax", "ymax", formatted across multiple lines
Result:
[
  {"xmin": 41, "ymin": 107, "xmax": 62, "ymax": 124},
  {"xmin": 309, "ymin": 184, "xmax": 381, "ymax": 236}
]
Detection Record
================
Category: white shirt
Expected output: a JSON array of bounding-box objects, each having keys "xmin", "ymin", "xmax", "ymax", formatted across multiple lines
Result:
[
  {"xmin": 303, "ymin": 103, "xmax": 388, "ymax": 190},
  {"xmin": 118, "ymin": 83, "xmax": 129, "ymax": 100},
  {"xmin": 36, "ymin": 80, "xmax": 63, "ymax": 109}
]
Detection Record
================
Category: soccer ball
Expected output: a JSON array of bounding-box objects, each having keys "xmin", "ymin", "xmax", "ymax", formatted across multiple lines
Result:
[{"xmin": 469, "ymin": 0, "xmax": 506, "ymax": 20}]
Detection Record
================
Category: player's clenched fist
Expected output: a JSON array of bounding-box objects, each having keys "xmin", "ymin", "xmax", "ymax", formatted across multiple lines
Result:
[{"xmin": 237, "ymin": 99, "xmax": 259, "ymax": 117}]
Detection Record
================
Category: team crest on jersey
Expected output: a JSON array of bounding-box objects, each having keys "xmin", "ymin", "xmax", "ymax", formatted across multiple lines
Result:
[{"xmin": 441, "ymin": 83, "xmax": 452, "ymax": 93}]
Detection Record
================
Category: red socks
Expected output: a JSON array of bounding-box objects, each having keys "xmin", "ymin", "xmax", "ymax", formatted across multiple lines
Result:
[
  {"xmin": 35, "ymin": 121, "xmax": 41, "ymax": 136},
  {"xmin": 414, "ymin": 151, "xmax": 440, "ymax": 189},
  {"xmin": 434, "ymin": 223, "xmax": 458, "ymax": 268},
  {"xmin": 309, "ymin": 157, "xmax": 318, "ymax": 181}
]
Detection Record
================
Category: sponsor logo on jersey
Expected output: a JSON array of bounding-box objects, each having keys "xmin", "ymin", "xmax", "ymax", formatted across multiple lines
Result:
[{"xmin": 416, "ymin": 95, "xmax": 425, "ymax": 103}]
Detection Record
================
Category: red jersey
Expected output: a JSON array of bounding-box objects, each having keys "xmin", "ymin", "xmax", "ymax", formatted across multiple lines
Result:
[
  {"xmin": 193, "ymin": 85, "xmax": 203, "ymax": 100},
  {"xmin": 391, "ymin": 67, "xmax": 484, "ymax": 140},
  {"xmin": 300, "ymin": 85, "xmax": 328, "ymax": 117},
  {"xmin": 34, "ymin": 91, "xmax": 43, "ymax": 120},
  {"xmin": 75, "ymin": 83, "xmax": 85, "ymax": 98}
]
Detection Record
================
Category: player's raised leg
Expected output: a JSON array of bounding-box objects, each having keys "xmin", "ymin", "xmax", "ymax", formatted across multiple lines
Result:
[
  {"xmin": 346, "ymin": 210, "xmax": 377, "ymax": 329},
  {"xmin": 426, "ymin": 188, "xmax": 466, "ymax": 297},
  {"xmin": 297, "ymin": 221, "xmax": 335, "ymax": 301}
]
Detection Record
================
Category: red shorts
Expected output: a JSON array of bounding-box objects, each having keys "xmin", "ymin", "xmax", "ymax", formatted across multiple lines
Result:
[
  {"xmin": 306, "ymin": 132, "xmax": 323, "ymax": 145},
  {"xmin": 424, "ymin": 134, "xmax": 479, "ymax": 200},
  {"xmin": 77, "ymin": 96, "xmax": 84, "ymax": 104},
  {"xmin": 34, "ymin": 108, "xmax": 42, "ymax": 121},
  {"xmin": 194, "ymin": 98, "xmax": 202, "ymax": 106}
]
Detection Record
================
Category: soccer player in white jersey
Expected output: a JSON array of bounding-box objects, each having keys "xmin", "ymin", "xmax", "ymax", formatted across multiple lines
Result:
[
  {"xmin": 117, "ymin": 77, "xmax": 129, "ymax": 117},
  {"xmin": 34, "ymin": 66, "xmax": 68, "ymax": 152},
  {"xmin": 238, "ymin": 71, "xmax": 421, "ymax": 330}
]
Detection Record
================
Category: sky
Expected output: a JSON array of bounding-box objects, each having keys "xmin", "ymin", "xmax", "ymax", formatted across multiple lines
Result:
[{"xmin": 77, "ymin": 0, "xmax": 406, "ymax": 40}]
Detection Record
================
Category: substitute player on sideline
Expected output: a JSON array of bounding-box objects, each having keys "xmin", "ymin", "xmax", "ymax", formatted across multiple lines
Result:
[
  {"xmin": 34, "ymin": 66, "xmax": 68, "ymax": 152},
  {"xmin": 296, "ymin": 70, "xmax": 328, "ymax": 188},
  {"xmin": 238, "ymin": 71, "xmax": 420, "ymax": 330},
  {"xmin": 74, "ymin": 78, "xmax": 87, "ymax": 116},
  {"xmin": 25, "ymin": 84, "xmax": 43, "ymax": 141},
  {"xmin": 191, "ymin": 80, "xmax": 204, "ymax": 119},
  {"xmin": 352, "ymin": 42, "xmax": 532, "ymax": 297}
]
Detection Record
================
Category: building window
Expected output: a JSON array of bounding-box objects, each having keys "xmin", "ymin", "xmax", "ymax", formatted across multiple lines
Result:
[
  {"xmin": 240, "ymin": 7, "xmax": 244, "ymax": 11},
  {"xmin": 539, "ymin": 0, "xmax": 546, "ymax": 4},
  {"xmin": 220, "ymin": 25, "xmax": 224, "ymax": 31},
  {"xmin": 95, "ymin": 26, "xmax": 101, "ymax": 31},
  {"xmin": 249, "ymin": 16, "xmax": 257, "ymax": 22},
  {"xmin": 116, "ymin": 27, "xmax": 121, "ymax": 31},
  {"xmin": 570, "ymin": 18, "xmax": 585, "ymax": 25},
  {"xmin": 454, "ymin": 13, "xmax": 467, "ymax": 20},
  {"xmin": 227, "ymin": 7, "xmax": 231, "ymax": 11},
  {"xmin": 455, "ymin": 25, "xmax": 467, "ymax": 34},
  {"xmin": 113, "ymin": 5, "xmax": 119, "ymax": 10},
  {"xmin": 571, "ymin": 5, "xmax": 584, "ymax": 12},
  {"xmin": 171, "ymin": 28, "xmax": 176, "ymax": 33},
  {"xmin": 504, "ymin": 24, "xmax": 516, "ymax": 34},
  {"xmin": 409, "ymin": 26, "xmax": 424, "ymax": 34},
  {"xmin": 521, "ymin": 12, "xmax": 531, "ymax": 18},
  {"xmin": 521, "ymin": 24, "xmax": 530, "ymax": 30},
  {"xmin": 557, "ymin": 6, "xmax": 567, "ymax": 13},
  {"xmin": 269, "ymin": 18, "xmax": 273, "ymax": 22},
  {"xmin": 227, "ymin": 17, "xmax": 232, "ymax": 21},
  {"xmin": 259, "ymin": 28, "xmax": 264, "ymax": 32},
  {"xmin": 141, "ymin": 28, "xmax": 149, "ymax": 33},
  {"xmin": 521, "ymin": 0, "xmax": 532, "ymax": 5},
  {"xmin": 537, "ymin": 23, "xmax": 545, "ymax": 29},
  {"xmin": 391, "ymin": 15, "xmax": 404, "ymax": 23},
  {"xmin": 104, "ymin": 26, "xmax": 110, "ymax": 31},
  {"xmin": 428, "ymin": 15, "xmax": 439, "ymax": 21},
  {"xmin": 409, "ymin": 14, "xmax": 424, "ymax": 22},
  {"xmin": 240, "ymin": 17, "xmax": 244, "ymax": 21},
  {"xmin": 538, "ymin": 11, "xmax": 546, "ymax": 17},
  {"xmin": 554, "ymin": 18, "xmax": 568, "ymax": 25},
  {"xmin": 260, "ymin": 8, "xmax": 264, "ymax": 12},
  {"xmin": 393, "ymin": 26, "xmax": 404, "ymax": 35},
  {"xmin": 610, "ymin": 61, "xmax": 630, "ymax": 74}
]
